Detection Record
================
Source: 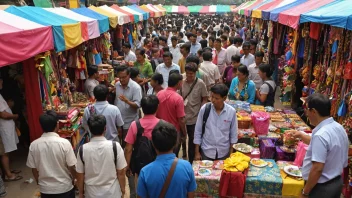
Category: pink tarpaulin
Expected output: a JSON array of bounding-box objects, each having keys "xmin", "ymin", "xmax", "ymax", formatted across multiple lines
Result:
[
  {"xmin": 178, "ymin": 5, "xmax": 190, "ymax": 14},
  {"xmin": 111, "ymin": 5, "xmax": 134, "ymax": 22},
  {"xmin": 278, "ymin": 0, "xmax": 335, "ymax": 29},
  {"xmin": 200, "ymin": 6, "xmax": 211, "ymax": 14},
  {"xmin": 0, "ymin": 10, "xmax": 54, "ymax": 67}
]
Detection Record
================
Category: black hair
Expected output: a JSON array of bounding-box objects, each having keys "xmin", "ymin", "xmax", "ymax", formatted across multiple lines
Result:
[
  {"xmin": 229, "ymin": 36, "xmax": 235, "ymax": 45},
  {"xmin": 231, "ymin": 55, "xmax": 241, "ymax": 63},
  {"xmin": 243, "ymin": 42, "xmax": 251, "ymax": 49},
  {"xmin": 203, "ymin": 51, "xmax": 213, "ymax": 61},
  {"xmin": 141, "ymin": 95, "xmax": 159, "ymax": 115},
  {"xmin": 180, "ymin": 43, "xmax": 191, "ymax": 53},
  {"xmin": 88, "ymin": 115, "xmax": 106, "ymax": 136},
  {"xmin": 215, "ymin": 38, "xmax": 222, "ymax": 43},
  {"xmin": 255, "ymin": 51, "xmax": 264, "ymax": 58},
  {"xmin": 201, "ymin": 31, "xmax": 208, "ymax": 37},
  {"xmin": 237, "ymin": 65, "xmax": 249, "ymax": 76},
  {"xmin": 259, "ymin": 64, "xmax": 273, "ymax": 78},
  {"xmin": 144, "ymin": 38, "xmax": 151, "ymax": 46},
  {"xmin": 178, "ymin": 32, "xmax": 184, "ymax": 38},
  {"xmin": 208, "ymin": 36, "xmax": 215, "ymax": 43},
  {"xmin": 162, "ymin": 46, "xmax": 170, "ymax": 53},
  {"xmin": 168, "ymin": 73, "xmax": 183, "ymax": 87},
  {"xmin": 203, "ymin": 47, "xmax": 213, "ymax": 53},
  {"xmin": 171, "ymin": 36, "xmax": 178, "ymax": 41},
  {"xmin": 306, "ymin": 93, "xmax": 331, "ymax": 117},
  {"xmin": 224, "ymin": 26, "xmax": 230, "ymax": 32},
  {"xmin": 169, "ymin": 69, "xmax": 180, "ymax": 75},
  {"xmin": 87, "ymin": 65, "xmax": 98, "ymax": 77},
  {"xmin": 152, "ymin": 121, "xmax": 178, "ymax": 152},
  {"xmin": 210, "ymin": 84, "xmax": 229, "ymax": 98},
  {"xmin": 93, "ymin": 84, "xmax": 108, "ymax": 101},
  {"xmin": 136, "ymin": 48, "xmax": 146, "ymax": 56},
  {"xmin": 185, "ymin": 62, "xmax": 198, "ymax": 72},
  {"xmin": 115, "ymin": 66, "xmax": 130, "ymax": 75},
  {"xmin": 250, "ymin": 39, "xmax": 258, "ymax": 47},
  {"xmin": 152, "ymin": 48, "xmax": 160, "ymax": 54},
  {"xmin": 200, "ymin": 39, "xmax": 208, "ymax": 49},
  {"xmin": 159, "ymin": 36, "xmax": 167, "ymax": 43},
  {"xmin": 151, "ymin": 73, "xmax": 164, "ymax": 85},
  {"xmin": 129, "ymin": 67, "xmax": 140, "ymax": 79},
  {"xmin": 39, "ymin": 110, "xmax": 58, "ymax": 132},
  {"xmin": 220, "ymin": 35, "xmax": 228, "ymax": 41},
  {"xmin": 197, "ymin": 49, "xmax": 203, "ymax": 57},
  {"xmin": 163, "ymin": 52, "xmax": 173, "ymax": 59},
  {"xmin": 123, "ymin": 42, "xmax": 131, "ymax": 49},
  {"xmin": 235, "ymin": 37, "xmax": 243, "ymax": 45},
  {"xmin": 186, "ymin": 55, "xmax": 200, "ymax": 66}
]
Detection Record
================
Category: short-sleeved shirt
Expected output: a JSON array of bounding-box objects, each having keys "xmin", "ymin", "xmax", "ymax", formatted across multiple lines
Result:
[
  {"xmin": 27, "ymin": 132, "xmax": 77, "ymax": 194},
  {"xmin": 240, "ymin": 53, "xmax": 255, "ymax": 67},
  {"xmin": 76, "ymin": 137, "xmax": 127, "ymax": 198},
  {"xmin": 190, "ymin": 42, "xmax": 202, "ymax": 56},
  {"xmin": 114, "ymin": 79, "xmax": 142, "ymax": 130},
  {"xmin": 137, "ymin": 153, "xmax": 197, "ymax": 198},
  {"xmin": 83, "ymin": 101, "xmax": 124, "ymax": 140},
  {"xmin": 84, "ymin": 78, "xmax": 99, "ymax": 98},
  {"xmin": 302, "ymin": 118, "xmax": 349, "ymax": 183},
  {"xmin": 200, "ymin": 61, "xmax": 221, "ymax": 86},
  {"xmin": 156, "ymin": 87, "xmax": 185, "ymax": 132},
  {"xmin": 181, "ymin": 78, "xmax": 208, "ymax": 125},
  {"xmin": 124, "ymin": 51, "xmax": 137, "ymax": 62},
  {"xmin": 212, "ymin": 48, "xmax": 227, "ymax": 74},
  {"xmin": 225, "ymin": 45, "xmax": 241, "ymax": 65},
  {"xmin": 169, "ymin": 44, "xmax": 182, "ymax": 64},
  {"xmin": 155, "ymin": 63, "xmax": 181, "ymax": 88},
  {"xmin": 125, "ymin": 115, "xmax": 160, "ymax": 144},
  {"xmin": 259, "ymin": 80, "xmax": 276, "ymax": 94},
  {"xmin": 0, "ymin": 94, "xmax": 18, "ymax": 153},
  {"xmin": 133, "ymin": 60, "xmax": 153, "ymax": 78},
  {"xmin": 248, "ymin": 63, "xmax": 263, "ymax": 89},
  {"xmin": 178, "ymin": 56, "xmax": 187, "ymax": 74}
]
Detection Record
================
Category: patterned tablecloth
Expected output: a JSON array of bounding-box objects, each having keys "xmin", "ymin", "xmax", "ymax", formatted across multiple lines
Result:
[{"xmin": 192, "ymin": 161, "xmax": 223, "ymax": 198}]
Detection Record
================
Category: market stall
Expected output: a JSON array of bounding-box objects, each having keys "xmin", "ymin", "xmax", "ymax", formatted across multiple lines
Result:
[
  {"xmin": 128, "ymin": 5, "xmax": 149, "ymax": 20},
  {"xmin": 71, "ymin": 7, "xmax": 109, "ymax": 34}
]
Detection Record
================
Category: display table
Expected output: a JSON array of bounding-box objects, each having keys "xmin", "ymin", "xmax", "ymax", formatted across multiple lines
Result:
[
  {"xmin": 277, "ymin": 161, "xmax": 304, "ymax": 197},
  {"xmin": 192, "ymin": 161, "xmax": 222, "ymax": 197}
]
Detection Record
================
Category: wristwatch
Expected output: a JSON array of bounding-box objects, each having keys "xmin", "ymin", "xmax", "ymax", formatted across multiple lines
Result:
[{"xmin": 302, "ymin": 189, "xmax": 309, "ymax": 196}]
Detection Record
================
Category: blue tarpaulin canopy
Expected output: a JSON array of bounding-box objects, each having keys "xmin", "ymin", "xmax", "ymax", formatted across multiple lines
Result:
[
  {"xmin": 269, "ymin": 0, "xmax": 307, "ymax": 21},
  {"xmin": 71, "ymin": 7, "xmax": 109, "ymax": 34},
  {"xmin": 128, "ymin": 5, "xmax": 149, "ymax": 20},
  {"xmin": 300, "ymin": 0, "xmax": 352, "ymax": 30}
]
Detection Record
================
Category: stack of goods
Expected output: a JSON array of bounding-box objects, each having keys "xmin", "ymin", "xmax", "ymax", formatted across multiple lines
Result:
[
  {"xmin": 259, "ymin": 139, "xmax": 276, "ymax": 159},
  {"xmin": 98, "ymin": 64, "xmax": 114, "ymax": 82},
  {"xmin": 71, "ymin": 92, "xmax": 90, "ymax": 109},
  {"xmin": 227, "ymin": 100, "xmax": 251, "ymax": 113},
  {"xmin": 57, "ymin": 108, "xmax": 82, "ymax": 148},
  {"xmin": 224, "ymin": 152, "xmax": 251, "ymax": 172},
  {"xmin": 250, "ymin": 105, "xmax": 265, "ymax": 112}
]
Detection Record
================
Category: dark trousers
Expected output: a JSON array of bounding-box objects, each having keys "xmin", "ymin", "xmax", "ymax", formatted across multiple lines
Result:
[
  {"xmin": 41, "ymin": 188, "xmax": 75, "ymax": 198},
  {"xmin": 174, "ymin": 132, "xmax": 181, "ymax": 156},
  {"xmin": 308, "ymin": 176, "xmax": 342, "ymax": 198},
  {"xmin": 187, "ymin": 124, "xmax": 196, "ymax": 164},
  {"xmin": 201, "ymin": 151, "xmax": 230, "ymax": 161}
]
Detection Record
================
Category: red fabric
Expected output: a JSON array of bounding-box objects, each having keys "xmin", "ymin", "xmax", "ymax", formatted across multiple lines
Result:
[
  {"xmin": 111, "ymin": 5, "xmax": 134, "ymax": 22},
  {"xmin": 116, "ymin": 25, "xmax": 123, "ymax": 39},
  {"xmin": 219, "ymin": 170, "xmax": 246, "ymax": 198},
  {"xmin": 310, "ymin": 23, "xmax": 322, "ymax": 40},
  {"xmin": 156, "ymin": 87, "xmax": 185, "ymax": 132},
  {"xmin": 23, "ymin": 58, "xmax": 43, "ymax": 142},
  {"xmin": 0, "ymin": 26, "xmax": 54, "ymax": 67},
  {"xmin": 80, "ymin": 22, "xmax": 89, "ymax": 41},
  {"xmin": 199, "ymin": 6, "xmax": 210, "ymax": 14}
]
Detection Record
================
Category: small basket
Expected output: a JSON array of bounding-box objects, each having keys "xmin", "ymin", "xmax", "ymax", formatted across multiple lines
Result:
[{"xmin": 238, "ymin": 120, "xmax": 251, "ymax": 129}]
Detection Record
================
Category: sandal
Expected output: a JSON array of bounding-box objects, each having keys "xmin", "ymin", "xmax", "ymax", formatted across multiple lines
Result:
[
  {"xmin": 4, "ymin": 175, "xmax": 23, "ymax": 182},
  {"xmin": 11, "ymin": 170, "xmax": 21, "ymax": 174}
]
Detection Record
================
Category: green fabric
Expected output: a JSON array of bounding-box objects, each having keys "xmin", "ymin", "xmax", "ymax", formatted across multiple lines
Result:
[
  {"xmin": 33, "ymin": 0, "xmax": 53, "ymax": 8},
  {"xmin": 163, "ymin": 6, "xmax": 172, "ymax": 13},
  {"xmin": 133, "ymin": 60, "xmax": 153, "ymax": 78},
  {"xmin": 239, "ymin": 1, "xmax": 256, "ymax": 15},
  {"xmin": 188, "ymin": 5, "xmax": 203, "ymax": 13}
]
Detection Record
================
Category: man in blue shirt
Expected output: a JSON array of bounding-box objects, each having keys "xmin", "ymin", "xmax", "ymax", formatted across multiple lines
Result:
[
  {"xmin": 292, "ymin": 93, "xmax": 348, "ymax": 198},
  {"xmin": 194, "ymin": 84, "xmax": 238, "ymax": 160},
  {"xmin": 190, "ymin": 33, "xmax": 202, "ymax": 56},
  {"xmin": 137, "ymin": 121, "xmax": 197, "ymax": 198}
]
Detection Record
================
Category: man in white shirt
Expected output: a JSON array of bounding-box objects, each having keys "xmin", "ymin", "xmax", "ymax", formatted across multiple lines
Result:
[
  {"xmin": 169, "ymin": 36, "xmax": 182, "ymax": 64},
  {"xmin": 200, "ymin": 51, "xmax": 220, "ymax": 89},
  {"xmin": 27, "ymin": 110, "xmax": 76, "ymax": 198},
  {"xmin": 248, "ymin": 51, "xmax": 264, "ymax": 89},
  {"xmin": 77, "ymin": 115, "xmax": 127, "ymax": 198},
  {"xmin": 240, "ymin": 42, "xmax": 255, "ymax": 67},
  {"xmin": 226, "ymin": 37, "xmax": 241, "ymax": 65},
  {"xmin": 122, "ymin": 43, "xmax": 136, "ymax": 63},
  {"xmin": 155, "ymin": 52, "xmax": 181, "ymax": 88},
  {"xmin": 212, "ymin": 38, "xmax": 227, "ymax": 74}
]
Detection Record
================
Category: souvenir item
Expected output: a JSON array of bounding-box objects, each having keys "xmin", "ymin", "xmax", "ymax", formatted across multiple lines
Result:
[
  {"xmin": 284, "ymin": 165, "xmax": 302, "ymax": 177},
  {"xmin": 198, "ymin": 168, "xmax": 212, "ymax": 176},
  {"xmin": 200, "ymin": 160, "xmax": 214, "ymax": 168},
  {"xmin": 250, "ymin": 159, "xmax": 268, "ymax": 168},
  {"xmin": 259, "ymin": 139, "xmax": 275, "ymax": 159},
  {"xmin": 233, "ymin": 143, "xmax": 253, "ymax": 154}
]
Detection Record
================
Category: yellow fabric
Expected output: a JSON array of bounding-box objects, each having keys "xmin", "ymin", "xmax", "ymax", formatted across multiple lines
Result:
[
  {"xmin": 62, "ymin": 23, "xmax": 83, "ymax": 50},
  {"xmin": 280, "ymin": 170, "xmax": 304, "ymax": 197},
  {"xmin": 89, "ymin": 6, "xmax": 118, "ymax": 28},
  {"xmin": 69, "ymin": 0, "xmax": 79, "ymax": 8},
  {"xmin": 155, "ymin": 5, "xmax": 166, "ymax": 15},
  {"xmin": 252, "ymin": 10, "xmax": 261, "ymax": 18},
  {"xmin": 224, "ymin": 152, "xmax": 251, "ymax": 172}
]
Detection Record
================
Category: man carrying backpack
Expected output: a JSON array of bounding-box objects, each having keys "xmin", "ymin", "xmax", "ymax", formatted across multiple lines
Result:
[
  {"xmin": 76, "ymin": 115, "xmax": 127, "ymax": 198},
  {"xmin": 124, "ymin": 95, "xmax": 161, "ymax": 196}
]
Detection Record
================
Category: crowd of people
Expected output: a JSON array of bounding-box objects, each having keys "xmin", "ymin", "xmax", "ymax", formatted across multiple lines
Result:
[{"xmin": 0, "ymin": 14, "xmax": 348, "ymax": 198}]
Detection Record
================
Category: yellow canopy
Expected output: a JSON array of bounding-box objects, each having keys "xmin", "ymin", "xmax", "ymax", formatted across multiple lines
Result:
[{"xmin": 89, "ymin": 6, "xmax": 118, "ymax": 28}]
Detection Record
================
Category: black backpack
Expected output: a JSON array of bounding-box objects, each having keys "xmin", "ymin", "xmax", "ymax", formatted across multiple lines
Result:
[
  {"xmin": 131, "ymin": 120, "xmax": 163, "ymax": 174},
  {"xmin": 263, "ymin": 81, "xmax": 276, "ymax": 107}
]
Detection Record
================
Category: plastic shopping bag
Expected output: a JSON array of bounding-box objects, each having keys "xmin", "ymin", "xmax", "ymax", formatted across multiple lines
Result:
[
  {"xmin": 251, "ymin": 111, "xmax": 270, "ymax": 136},
  {"xmin": 293, "ymin": 141, "xmax": 308, "ymax": 167}
]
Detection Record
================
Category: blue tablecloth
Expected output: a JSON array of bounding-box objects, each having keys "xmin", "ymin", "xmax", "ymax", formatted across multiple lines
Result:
[{"xmin": 245, "ymin": 159, "xmax": 283, "ymax": 195}]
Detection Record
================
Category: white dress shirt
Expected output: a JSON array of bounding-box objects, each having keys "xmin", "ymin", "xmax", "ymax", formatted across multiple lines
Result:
[
  {"xmin": 225, "ymin": 45, "xmax": 241, "ymax": 65},
  {"xmin": 248, "ymin": 63, "xmax": 263, "ymax": 89},
  {"xmin": 155, "ymin": 63, "xmax": 181, "ymax": 88},
  {"xmin": 169, "ymin": 44, "xmax": 182, "ymax": 64},
  {"xmin": 212, "ymin": 48, "xmax": 227, "ymax": 74},
  {"xmin": 124, "ymin": 51, "xmax": 137, "ymax": 62},
  {"xmin": 240, "ymin": 53, "xmax": 255, "ymax": 67}
]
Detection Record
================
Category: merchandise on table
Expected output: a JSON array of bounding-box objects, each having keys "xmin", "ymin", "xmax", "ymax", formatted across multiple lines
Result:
[
  {"xmin": 251, "ymin": 111, "xmax": 270, "ymax": 136},
  {"xmin": 237, "ymin": 111, "xmax": 252, "ymax": 129},
  {"xmin": 233, "ymin": 143, "xmax": 253, "ymax": 154},
  {"xmin": 223, "ymin": 152, "xmax": 251, "ymax": 172},
  {"xmin": 260, "ymin": 139, "xmax": 276, "ymax": 159},
  {"xmin": 250, "ymin": 158, "xmax": 268, "ymax": 167},
  {"xmin": 284, "ymin": 165, "xmax": 302, "ymax": 178},
  {"xmin": 282, "ymin": 130, "xmax": 299, "ymax": 147},
  {"xmin": 276, "ymin": 146, "xmax": 295, "ymax": 161}
]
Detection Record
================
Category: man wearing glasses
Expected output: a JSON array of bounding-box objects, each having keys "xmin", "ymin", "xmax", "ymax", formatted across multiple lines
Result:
[
  {"xmin": 240, "ymin": 42, "xmax": 255, "ymax": 68},
  {"xmin": 292, "ymin": 93, "xmax": 348, "ymax": 198}
]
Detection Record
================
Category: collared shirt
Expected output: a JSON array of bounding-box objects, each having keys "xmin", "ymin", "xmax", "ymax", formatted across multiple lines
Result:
[
  {"xmin": 114, "ymin": 79, "xmax": 142, "ymax": 130},
  {"xmin": 125, "ymin": 115, "xmax": 160, "ymax": 144},
  {"xmin": 27, "ymin": 132, "xmax": 77, "ymax": 194},
  {"xmin": 302, "ymin": 118, "xmax": 348, "ymax": 183},
  {"xmin": 0, "ymin": 94, "xmax": 18, "ymax": 153},
  {"xmin": 200, "ymin": 61, "xmax": 221, "ymax": 86},
  {"xmin": 194, "ymin": 103, "xmax": 238, "ymax": 159},
  {"xmin": 83, "ymin": 101, "xmax": 124, "ymax": 140},
  {"xmin": 84, "ymin": 78, "xmax": 99, "ymax": 98},
  {"xmin": 155, "ymin": 63, "xmax": 181, "ymax": 88},
  {"xmin": 196, "ymin": 36, "xmax": 202, "ymax": 43},
  {"xmin": 76, "ymin": 137, "xmax": 127, "ymax": 198},
  {"xmin": 133, "ymin": 60, "xmax": 153, "ymax": 78},
  {"xmin": 169, "ymin": 44, "xmax": 182, "ymax": 64},
  {"xmin": 137, "ymin": 153, "xmax": 197, "ymax": 198},
  {"xmin": 124, "ymin": 50, "xmax": 137, "ymax": 62},
  {"xmin": 240, "ymin": 53, "xmax": 255, "ymax": 67},
  {"xmin": 181, "ymin": 78, "xmax": 208, "ymax": 125},
  {"xmin": 212, "ymin": 48, "xmax": 227, "ymax": 74},
  {"xmin": 248, "ymin": 63, "xmax": 263, "ymax": 89},
  {"xmin": 225, "ymin": 45, "xmax": 241, "ymax": 65},
  {"xmin": 190, "ymin": 42, "xmax": 202, "ymax": 56},
  {"xmin": 156, "ymin": 87, "xmax": 185, "ymax": 132},
  {"xmin": 178, "ymin": 56, "xmax": 187, "ymax": 74}
]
